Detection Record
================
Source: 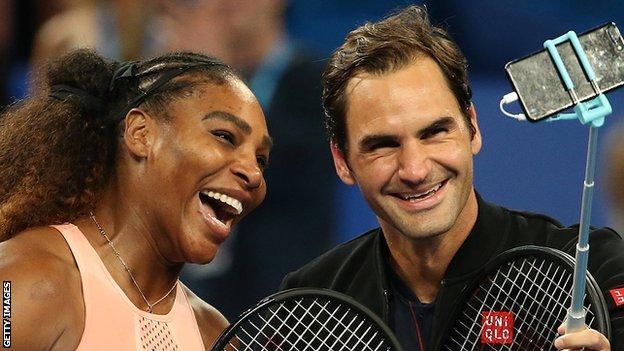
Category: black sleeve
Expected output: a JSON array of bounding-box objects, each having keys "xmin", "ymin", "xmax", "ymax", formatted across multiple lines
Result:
[
  {"xmin": 279, "ymin": 272, "xmax": 298, "ymax": 291},
  {"xmin": 585, "ymin": 228, "xmax": 624, "ymax": 350}
]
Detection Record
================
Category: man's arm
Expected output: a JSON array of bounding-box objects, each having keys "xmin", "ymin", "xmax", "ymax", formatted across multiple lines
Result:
[
  {"xmin": 558, "ymin": 227, "xmax": 624, "ymax": 350},
  {"xmin": 589, "ymin": 228, "xmax": 624, "ymax": 350},
  {"xmin": 279, "ymin": 272, "xmax": 300, "ymax": 291}
]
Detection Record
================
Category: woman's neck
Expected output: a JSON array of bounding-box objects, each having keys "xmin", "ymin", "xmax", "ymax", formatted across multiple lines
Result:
[{"xmin": 77, "ymin": 184, "xmax": 183, "ymax": 313}]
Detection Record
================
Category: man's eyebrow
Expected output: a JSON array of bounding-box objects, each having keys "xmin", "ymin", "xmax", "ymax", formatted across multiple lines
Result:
[
  {"xmin": 358, "ymin": 134, "xmax": 397, "ymax": 151},
  {"xmin": 203, "ymin": 111, "xmax": 252, "ymax": 134},
  {"xmin": 418, "ymin": 116, "xmax": 456, "ymax": 137},
  {"xmin": 357, "ymin": 116, "xmax": 459, "ymax": 150}
]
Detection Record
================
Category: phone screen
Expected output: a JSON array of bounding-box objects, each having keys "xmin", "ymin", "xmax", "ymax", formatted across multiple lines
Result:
[{"xmin": 505, "ymin": 23, "xmax": 624, "ymax": 121}]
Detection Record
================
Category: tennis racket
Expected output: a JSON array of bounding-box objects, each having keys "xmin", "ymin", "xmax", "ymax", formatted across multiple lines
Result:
[
  {"xmin": 210, "ymin": 288, "xmax": 404, "ymax": 351},
  {"xmin": 437, "ymin": 245, "xmax": 610, "ymax": 350}
]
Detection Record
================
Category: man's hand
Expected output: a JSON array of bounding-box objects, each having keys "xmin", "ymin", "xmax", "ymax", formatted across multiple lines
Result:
[{"xmin": 554, "ymin": 324, "xmax": 610, "ymax": 350}]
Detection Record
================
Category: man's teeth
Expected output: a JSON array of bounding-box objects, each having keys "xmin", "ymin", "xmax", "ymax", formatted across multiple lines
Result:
[
  {"xmin": 402, "ymin": 182, "xmax": 443, "ymax": 200},
  {"xmin": 202, "ymin": 191, "xmax": 243, "ymax": 215}
]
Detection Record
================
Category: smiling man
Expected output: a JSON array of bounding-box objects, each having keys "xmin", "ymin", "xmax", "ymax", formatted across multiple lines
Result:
[{"xmin": 280, "ymin": 5, "xmax": 624, "ymax": 351}]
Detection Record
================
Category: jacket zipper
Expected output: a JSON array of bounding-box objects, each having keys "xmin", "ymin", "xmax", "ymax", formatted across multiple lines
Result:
[
  {"xmin": 382, "ymin": 289, "xmax": 390, "ymax": 322},
  {"xmin": 408, "ymin": 301, "xmax": 426, "ymax": 351}
]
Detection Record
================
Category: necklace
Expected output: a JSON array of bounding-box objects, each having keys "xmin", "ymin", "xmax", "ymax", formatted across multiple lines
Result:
[{"xmin": 89, "ymin": 212, "xmax": 178, "ymax": 313}]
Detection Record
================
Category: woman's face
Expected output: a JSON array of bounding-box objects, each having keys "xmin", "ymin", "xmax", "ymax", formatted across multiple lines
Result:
[{"xmin": 142, "ymin": 78, "xmax": 271, "ymax": 264}]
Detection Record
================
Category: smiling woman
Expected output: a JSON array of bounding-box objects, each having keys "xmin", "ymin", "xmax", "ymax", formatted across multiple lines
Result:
[{"xmin": 0, "ymin": 49, "xmax": 271, "ymax": 350}]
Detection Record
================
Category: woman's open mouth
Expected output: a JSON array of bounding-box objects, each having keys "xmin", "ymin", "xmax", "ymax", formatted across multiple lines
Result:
[{"xmin": 197, "ymin": 190, "xmax": 244, "ymax": 241}]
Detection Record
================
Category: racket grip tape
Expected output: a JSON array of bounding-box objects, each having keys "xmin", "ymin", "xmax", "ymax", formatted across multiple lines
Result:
[{"xmin": 565, "ymin": 306, "xmax": 588, "ymax": 333}]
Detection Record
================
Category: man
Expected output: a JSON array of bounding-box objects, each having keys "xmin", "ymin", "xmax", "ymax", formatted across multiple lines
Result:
[{"xmin": 280, "ymin": 5, "xmax": 624, "ymax": 350}]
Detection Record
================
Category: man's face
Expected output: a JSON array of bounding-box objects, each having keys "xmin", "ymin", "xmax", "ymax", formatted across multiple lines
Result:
[{"xmin": 332, "ymin": 57, "xmax": 482, "ymax": 240}]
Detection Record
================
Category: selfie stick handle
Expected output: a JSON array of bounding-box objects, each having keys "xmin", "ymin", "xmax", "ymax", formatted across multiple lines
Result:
[{"xmin": 543, "ymin": 31, "xmax": 612, "ymax": 333}]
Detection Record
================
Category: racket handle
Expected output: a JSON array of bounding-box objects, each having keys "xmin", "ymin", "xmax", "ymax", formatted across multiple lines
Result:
[{"xmin": 565, "ymin": 306, "xmax": 587, "ymax": 333}]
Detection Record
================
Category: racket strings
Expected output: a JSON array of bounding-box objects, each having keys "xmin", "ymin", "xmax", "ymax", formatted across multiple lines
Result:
[
  {"xmin": 457, "ymin": 258, "xmax": 551, "ymax": 350},
  {"xmin": 443, "ymin": 256, "xmax": 597, "ymax": 350},
  {"xmin": 473, "ymin": 259, "xmax": 567, "ymax": 349},
  {"xmin": 457, "ymin": 258, "xmax": 543, "ymax": 350},
  {"xmin": 222, "ymin": 297, "xmax": 394, "ymax": 351}
]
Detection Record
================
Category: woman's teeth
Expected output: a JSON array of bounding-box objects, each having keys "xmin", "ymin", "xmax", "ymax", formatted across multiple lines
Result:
[{"xmin": 201, "ymin": 190, "xmax": 243, "ymax": 214}]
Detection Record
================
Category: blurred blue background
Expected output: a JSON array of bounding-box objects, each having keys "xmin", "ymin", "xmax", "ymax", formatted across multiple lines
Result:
[{"xmin": 2, "ymin": 0, "xmax": 622, "ymax": 319}]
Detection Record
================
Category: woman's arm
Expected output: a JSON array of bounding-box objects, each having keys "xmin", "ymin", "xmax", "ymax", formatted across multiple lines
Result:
[{"xmin": 0, "ymin": 228, "xmax": 84, "ymax": 350}]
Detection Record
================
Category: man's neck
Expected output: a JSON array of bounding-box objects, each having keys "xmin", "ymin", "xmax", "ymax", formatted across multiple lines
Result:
[{"xmin": 382, "ymin": 190, "xmax": 479, "ymax": 303}]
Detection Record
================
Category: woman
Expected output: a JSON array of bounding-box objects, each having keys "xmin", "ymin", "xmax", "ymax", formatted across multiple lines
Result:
[{"xmin": 0, "ymin": 49, "xmax": 272, "ymax": 350}]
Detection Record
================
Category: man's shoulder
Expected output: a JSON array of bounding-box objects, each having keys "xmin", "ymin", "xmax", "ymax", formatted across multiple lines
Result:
[
  {"xmin": 508, "ymin": 205, "xmax": 618, "ymax": 236},
  {"xmin": 487, "ymin": 198, "xmax": 622, "ymax": 249},
  {"xmin": 280, "ymin": 228, "xmax": 381, "ymax": 290},
  {"xmin": 484, "ymin": 197, "xmax": 564, "ymax": 231}
]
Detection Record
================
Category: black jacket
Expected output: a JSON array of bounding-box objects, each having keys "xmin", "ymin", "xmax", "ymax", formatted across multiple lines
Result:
[{"xmin": 280, "ymin": 195, "xmax": 624, "ymax": 350}]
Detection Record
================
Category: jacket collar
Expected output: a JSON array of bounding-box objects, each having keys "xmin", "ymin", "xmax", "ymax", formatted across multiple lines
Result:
[
  {"xmin": 374, "ymin": 192, "xmax": 510, "ymax": 287},
  {"xmin": 442, "ymin": 192, "xmax": 510, "ymax": 282},
  {"xmin": 372, "ymin": 228, "xmax": 391, "ymax": 321}
]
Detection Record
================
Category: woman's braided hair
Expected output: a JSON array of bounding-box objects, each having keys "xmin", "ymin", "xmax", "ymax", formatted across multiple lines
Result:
[{"xmin": 0, "ymin": 49, "xmax": 236, "ymax": 241}]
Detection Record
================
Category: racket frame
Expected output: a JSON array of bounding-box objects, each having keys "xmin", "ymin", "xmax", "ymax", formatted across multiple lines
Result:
[
  {"xmin": 436, "ymin": 245, "xmax": 611, "ymax": 350},
  {"xmin": 210, "ymin": 288, "xmax": 404, "ymax": 351}
]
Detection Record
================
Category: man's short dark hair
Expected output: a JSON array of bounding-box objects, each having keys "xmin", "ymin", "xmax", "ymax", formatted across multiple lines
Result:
[{"xmin": 322, "ymin": 5, "xmax": 474, "ymax": 152}]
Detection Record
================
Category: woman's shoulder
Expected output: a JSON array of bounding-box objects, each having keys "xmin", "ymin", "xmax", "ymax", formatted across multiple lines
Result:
[
  {"xmin": 0, "ymin": 226, "xmax": 84, "ymax": 349},
  {"xmin": 181, "ymin": 284, "xmax": 229, "ymax": 349},
  {"xmin": 0, "ymin": 225, "xmax": 79, "ymax": 275}
]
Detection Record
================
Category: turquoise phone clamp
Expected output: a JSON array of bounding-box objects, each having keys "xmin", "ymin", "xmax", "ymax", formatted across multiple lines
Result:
[{"xmin": 543, "ymin": 30, "xmax": 612, "ymax": 127}]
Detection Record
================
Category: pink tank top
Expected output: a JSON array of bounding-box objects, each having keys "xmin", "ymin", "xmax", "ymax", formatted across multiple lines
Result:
[{"xmin": 53, "ymin": 223, "xmax": 206, "ymax": 351}]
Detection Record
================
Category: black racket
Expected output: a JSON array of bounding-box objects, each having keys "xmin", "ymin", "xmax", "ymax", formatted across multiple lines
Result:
[
  {"xmin": 210, "ymin": 288, "xmax": 404, "ymax": 351},
  {"xmin": 437, "ymin": 245, "xmax": 610, "ymax": 350}
]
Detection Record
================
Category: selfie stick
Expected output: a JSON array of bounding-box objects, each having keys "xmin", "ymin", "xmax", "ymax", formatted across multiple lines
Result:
[{"xmin": 543, "ymin": 30, "xmax": 612, "ymax": 333}]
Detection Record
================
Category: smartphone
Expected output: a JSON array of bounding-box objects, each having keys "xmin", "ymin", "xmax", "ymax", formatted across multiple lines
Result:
[{"xmin": 505, "ymin": 22, "xmax": 624, "ymax": 122}]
